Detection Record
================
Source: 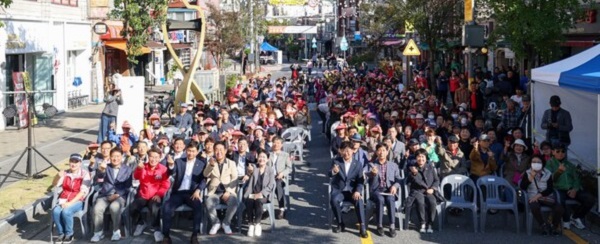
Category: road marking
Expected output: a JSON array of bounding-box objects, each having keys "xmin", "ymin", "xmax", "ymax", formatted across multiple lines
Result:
[
  {"xmin": 360, "ymin": 231, "xmax": 373, "ymax": 244},
  {"xmin": 563, "ymin": 229, "xmax": 588, "ymax": 244},
  {"xmin": 0, "ymin": 126, "xmax": 97, "ymax": 167}
]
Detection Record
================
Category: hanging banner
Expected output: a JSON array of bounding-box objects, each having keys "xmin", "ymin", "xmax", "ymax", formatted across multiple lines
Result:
[
  {"xmin": 464, "ymin": 0, "xmax": 474, "ymax": 22},
  {"xmin": 268, "ymin": 26, "xmax": 318, "ymax": 34},
  {"xmin": 12, "ymin": 72, "xmax": 29, "ymax": 128}
]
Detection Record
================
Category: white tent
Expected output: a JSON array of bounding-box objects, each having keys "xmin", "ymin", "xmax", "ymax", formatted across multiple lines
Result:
[{"xmin": 531, "ymin": 44, "xmax": 600, "ymax": 211}]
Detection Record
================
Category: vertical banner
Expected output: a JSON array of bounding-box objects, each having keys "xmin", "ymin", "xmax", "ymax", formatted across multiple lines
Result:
[
  {"xmin": 464, "ymin": 0, "xmax": 473, "ymax": 22},
  {"xmin": 12, "ymin": 72, "xmax": 29, "ymax": 128},
  {"xmin": 115, "ymin": 76, "xmax": 145, "ymax": 135}
]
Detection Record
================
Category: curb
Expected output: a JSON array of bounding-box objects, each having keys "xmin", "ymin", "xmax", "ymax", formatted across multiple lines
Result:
[{"xmin": 0, "ymin": 193, "xmax": 52, "ymax": 238}]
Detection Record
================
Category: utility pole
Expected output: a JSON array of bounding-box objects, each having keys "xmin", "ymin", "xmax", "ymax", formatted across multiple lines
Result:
[{"xmin": 250, "ymin": 0, "xmax": 255, "ymax": 73}]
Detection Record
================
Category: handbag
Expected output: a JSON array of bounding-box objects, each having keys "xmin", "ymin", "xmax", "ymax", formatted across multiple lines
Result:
[{"xmin": 533, "ymin": 174, "xmax": 555, "ymax": 204}]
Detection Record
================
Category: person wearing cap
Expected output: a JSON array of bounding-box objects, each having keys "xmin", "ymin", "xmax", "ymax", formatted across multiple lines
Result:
[
  {"xmin": 469, "ymin": 134, "xmax": 497, "ymax": 183},
  {"xmin": 435, "ymin": 135, "xmax": 467, "ymax": 178},
  {"xmin": 545, "ymin": 144, "xmax": 596, "ymax": 230},
  {"xmin": 331, "ymin": 123, "xmax": 348, "ymax": 157},
  {"xmin": 403, "ymin": 138, "xmax": 421, "ymax": 170},
  {"xmin": 51, "ymin": 153, "xmax": 91, "ymax": 243},
  {"xmin": 365, "ymin": 144, "xmax": 403, "ymax": 237},
  {"xmin": 115, "ymin": 121, "xmax": 139, "ymax": 155},
  {"xmin": 501, "ymin": 139, "xmax": 532, "ymax": 187},
  {"xmin": 91, "ymin": 148, "xmax": 133, "ymax": 242},
  {"xmin": 83, "ymin": 142, "xmax": 100, "ymax": 169},
  {"xmin": 350, "ymin": 134, "xmax": 370, "ymax": 169},
  {"xmin": 541, "ymin": 95, "xmax": 573, "ymax": 148},
  {"xmin": 97, "ymin": 83, "xmax": 123, "ymax": 143},
  {"xmin": 203, "ymin": 118, "xmax": 219, "ymax": 141},
  {"xmin": 365, "ymin": 126, "xmax": 383, "ymax": 158},
  {"xmin": 130, "ymin": 148, "xmax": 170, "ymax": 239},
  {"xmin": 329, "ymin": 141, "xmax": 368, "ymax": 238},
  {"xmin": 171, "ymin": 102, "xmax": 194, "ymax": 138}
]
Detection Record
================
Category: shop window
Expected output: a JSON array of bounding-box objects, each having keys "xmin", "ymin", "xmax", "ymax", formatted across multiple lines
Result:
[{"xmin": 52, "ymin": 0, "xmax": 78, "ymax": 6}]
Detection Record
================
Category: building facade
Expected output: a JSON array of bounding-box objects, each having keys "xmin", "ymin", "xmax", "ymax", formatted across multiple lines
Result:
[{"xmin": 0, "ymin": 0, "xmax": 92, "ymax": 131}]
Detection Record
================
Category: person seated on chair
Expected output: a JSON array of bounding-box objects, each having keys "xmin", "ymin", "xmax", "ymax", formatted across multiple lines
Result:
[
  {"xmin": 171, "ymin": 103, "xmax": 194, "ymax": 137},
  {"xmin": 230, "ymin": 138, "xmax": 256, "ymax": 183},
  {"xmin": 329, "ymin": 141, "xmax": 368, "ymax": 238},
  {"xmin": 204, "ymin": 141, "xmax": 239, "ymax": 235},
  {"xmin": 436, "ymin": 135, "xmax": 468, "ymax": 178},
  {"xmin": 161, "ymin": 138, "xmax": 186, "ymax": 165},
  {"xmin": 350, "ymin": 134, "xmax": 370, "ymax": 170},
  {"xmin": 502, "ymin": 139, "xmax": 532, "ymax": 187},
  {"xmin": 406, "ymin": 148, "xmax": 443, "ymax": 234},
  {"xmin": 519, "ymin": 155, "xmax": 563, "ymax": 236},
  {"xmin": 469, "ymin": 134, "xmax": 497, "ymax": 183},
  {"xmin": 365, "ymin": 144, "xmax": 403, "ymax": 237},
  {"xmin": 161, "ymin": 142, "xmax": 206, "ymax": 244},
  {"xmin": 130, "ymin": 148, "xmax": 170, "ymax": 240},
  {"xmin": 243, "ymin": 150, "xmax": 275, "ymax": 237},
  {"xmin": 51, "ymin": 153, "xmax": 91, "ymax": 244},
  {"xmin": 268, "ymin": 136, "xmax": 292, "ymax": 219},
  {"xmin": 91, "ymin": 148, "xmax": 133, "ymax": 242},
  {"xmin": 545, "ymin": 144, "xmax": 596, "ymax": 230},
  {"xmin": 126, "ymin": 141, "xmax": 149, "ymax": 168}
]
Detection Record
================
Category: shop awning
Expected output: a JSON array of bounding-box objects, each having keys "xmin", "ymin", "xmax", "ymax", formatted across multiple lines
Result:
[
  {"xmin": 561, "ymin": 36, "xmax": 600, "ymax": 48},
  {"xmin": 104, "ymin": 41, "xmax": 152, "ymax": 54},
  {"xmin": 381, "ymin": 39, "xmax": 404, "ymax": 46},
  {"xmin": 100, "ymin": 25, "xmax": 125, "ymax": 40}
]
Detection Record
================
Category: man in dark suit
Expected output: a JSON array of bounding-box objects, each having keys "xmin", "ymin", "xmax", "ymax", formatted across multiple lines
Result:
[
  {"xmin": 229, "ymin": 138, "xmax": 256, "ymax": 182},
  {"xmin": 269, "ymin": 136, "xmax": 292, "ymax": 219},
  {"xmin": 366, "ymin": 144, "xmax": 403, "ymax": 237},
  {"xmin": 329, "ymin": 141, "xmax": 368, "ymax": 238},
  {"xmin": 91, "ymin": 148, "xmax": 133, "ymax": 242},
  {"xmin": 161, "ymin": 142, "xmax": 207, "ymax": 244}
]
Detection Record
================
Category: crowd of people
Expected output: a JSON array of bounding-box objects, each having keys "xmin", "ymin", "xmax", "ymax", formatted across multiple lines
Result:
[
  {"xmin": 318, "ymin": 64, "xmax": 595, "ymax": 237},
  {"xmin": 51, "ymin": 75, "xmax": 311, "ymax": 243},
  {"xmin": 49, "ymin": 59, "xmax": 596, "ymax": 244}
]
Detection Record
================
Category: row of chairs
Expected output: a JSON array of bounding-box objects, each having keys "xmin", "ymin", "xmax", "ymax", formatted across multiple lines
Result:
[{"xmin": 50, "ymin": 177, "xmax": 279, "ymax": 241}]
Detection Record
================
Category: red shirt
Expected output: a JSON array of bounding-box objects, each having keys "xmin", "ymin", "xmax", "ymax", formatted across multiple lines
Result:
[
  {"xmin": 449, "ymin": 77, "xmax": 460, "ymax": 92},
  {"xmin": 470, "ymin": 92, "xmax": 478, "ymax": 110},
  {"xmin": 133, "ymin": 163, "xmax": 171, "ymax": 200},
  {"xmin": 59, "ymin": 169, "xmax": 91, "ymax": 202}
]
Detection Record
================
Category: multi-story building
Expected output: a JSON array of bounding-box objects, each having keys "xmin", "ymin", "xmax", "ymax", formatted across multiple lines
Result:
[{"xmin": 0, "ymin": 0, "xmax": 93, "ymax": 131}]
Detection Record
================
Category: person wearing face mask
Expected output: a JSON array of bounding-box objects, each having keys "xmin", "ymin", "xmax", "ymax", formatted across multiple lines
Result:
[{"xmin": 519, "ymin": 156, "xmax": 563, "ymax": 236}]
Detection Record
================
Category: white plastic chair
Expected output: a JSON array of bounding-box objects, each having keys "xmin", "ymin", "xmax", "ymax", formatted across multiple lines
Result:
[{"xmin": 50, "ymin": 186, "xmax": 95, "ymax": 241}]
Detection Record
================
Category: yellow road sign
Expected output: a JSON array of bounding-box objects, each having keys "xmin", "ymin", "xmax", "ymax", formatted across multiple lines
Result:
[{"xmin": 403, "ymin": 39, "xmax": 421, "ymax": 56}]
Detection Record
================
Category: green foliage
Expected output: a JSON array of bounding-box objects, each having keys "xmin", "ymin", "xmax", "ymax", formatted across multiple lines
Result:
[
  {"xmin": 348, "ymin": 52, "xmax": 377, "ymax": 65},
  {"xmin": 110, "ymin": 0, "xmax": 168, "ymax": 64},
  {"xmin": 359, "ymin": 1, "xmax": 405, "ymax": 43},
  {"xmin": 225, "ymin": 74, "xmax": 240, "ymax": 91},
  {"xmin": 482, "ymin": 0, "xmax": 591, "ymax": 67},
  {"xmin": 0, "ymin": 0, "xmax": 12, "ymax": 8},
  {"xmin": 206, "ymin": 3, "xmax": 246, "ymax": 69}
]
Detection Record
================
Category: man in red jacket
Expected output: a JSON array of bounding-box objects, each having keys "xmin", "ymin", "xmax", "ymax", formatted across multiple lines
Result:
[{"xmin": 130, "ymin": 148, "xmax": 171, "ymax": 239}]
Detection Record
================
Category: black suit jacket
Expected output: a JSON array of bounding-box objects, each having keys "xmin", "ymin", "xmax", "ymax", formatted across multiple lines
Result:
[
  {"xmin": 229, "ymin": 152, "xmax": 257, "ymax": 167},
  {"xmin": 95, "ymin": 164, "xmax": 133, "ymax": 197},
  {"xmin": 329, "ymin": 157, "xmax": 365, "ymax": 193},
  {"xmin": 167, "ymin": 158, "xmax": 207, "ymax": 193}
]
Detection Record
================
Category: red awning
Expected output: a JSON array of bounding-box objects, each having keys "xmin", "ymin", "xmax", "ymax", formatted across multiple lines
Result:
[
  {"xmin": 382, "ymin": 39, "xmax": 405, "ymax": 46},
  {"xmin": 561, "ymin": 36, "xmax": 599, "ymax": 47}
]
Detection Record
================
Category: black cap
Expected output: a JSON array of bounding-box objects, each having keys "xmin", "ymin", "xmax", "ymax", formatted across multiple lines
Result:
[
  {"xmin": 69, "ymin": 153, "xmax": 83, "ymax": 162},
  {"xmin": 550, "ymin": 95, "xmax": 561, "ymax": 106},
  {"xmin": 408, "ymin": 138, "xmax": 419, "ymax": 146},
  {"xmin": 522, "ymin": 94, "xmax": 531, "ymax": 102},
  {"xmin": 267, "ymin": 127, "xmax": 277, "ymax": 134},
  {"xmin": 553, "ymin": 143, "xmax": 567, "ymax": 150},
  {"xmin": 448, "ymin": 135, "xmax": 459, "ymax": 143}
]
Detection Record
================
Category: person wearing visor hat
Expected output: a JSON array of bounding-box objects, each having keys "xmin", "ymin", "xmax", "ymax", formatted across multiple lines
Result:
[{"xmin": 51, "ymin": 153, "xmax": 91, "ymax": 243}]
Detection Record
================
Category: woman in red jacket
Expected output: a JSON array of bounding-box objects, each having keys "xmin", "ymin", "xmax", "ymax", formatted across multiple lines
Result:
[
  {"xmin": 131, "ymin": 148, "xmax": 171, "ymax": 237},
  {"xmin": 51, "ymin": 153, "xmax": 91, "ymax": 243}
]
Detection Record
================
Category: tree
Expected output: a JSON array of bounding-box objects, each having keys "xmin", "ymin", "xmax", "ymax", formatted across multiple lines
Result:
[
  {"xmin": 398, "ymin": 0, "xmax": 462, "ymax": 85},
  {"xmin": 359, "ymin": 1, "xmax": 405, "ymax": 46},
  {"xmin": 110, "ymin": 0, "xmax": 168, "ymax": 73},
  {"xmin": 481, "ymin": 0, "xmax": 591, "ymax": 70},
  {"xmin": 205, "ymin": 3, "xmax": 246, "ymax": 70}
]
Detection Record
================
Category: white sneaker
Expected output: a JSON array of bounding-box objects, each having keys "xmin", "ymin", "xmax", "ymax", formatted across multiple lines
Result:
[
  {"xmin": 153, "ymin": 231, "xmax": 164, "ymax": 242},
  {"xmin": 223, "ymin": 224, "xmax": 233, "ymax": 235},
  {"xmin": 111, "ymin": 230, "xmax": 121, "ymax": 241},
  {"xmin": 562, "ymin": 221, "xmax": 571, "ymax": 229},
  {"xmin": 248, "ymin": 224, "xmax": 255, "ymax": 237},
  {"xmin": 209, "ymin": 222, "xmax": 221, "ymax": 235},
  {"xmin": 90, "ymin": 231, "xmax": 104, "ymax": 243},
  {"xmin": 419, "ymin": 224, "xmax": 426, "ymax": 233},
  {"xmin": 426, "ymin": 225, "xmax": 434, "ymax": 233},
  {"xmin": 133, "ymin": 223, "xmax": 147, "ymax": 236},
  {"xmin": 571, "ymin": 218, "xmax": 586, "ymax": 229},
  {"xmin": 254, "ymin": 224, "xmax": 262, "ymax": 237}
]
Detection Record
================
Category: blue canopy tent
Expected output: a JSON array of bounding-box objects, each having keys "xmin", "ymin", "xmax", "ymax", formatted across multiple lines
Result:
[
  {"xmin": 260, "ymin": 41, "xmax": 279, "ymax": 52},
  {"xmin": 531, "ymin": 44, "xmax": 600, "ymax": 211}
]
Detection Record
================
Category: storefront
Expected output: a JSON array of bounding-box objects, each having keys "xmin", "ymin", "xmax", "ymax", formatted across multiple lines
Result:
[{"xmin": 0, "ymin": 19, "xmax": 91, "ymax": 130}]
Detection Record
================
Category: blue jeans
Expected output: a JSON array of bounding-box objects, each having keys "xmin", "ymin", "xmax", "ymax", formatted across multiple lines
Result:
[
  {"xmin": 53, "ymin": 201, "xmax": 84, "ymax": 236},
  {"xmin": 97, "ymin": 114, "xmax": 116, "ymax": 143}
]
